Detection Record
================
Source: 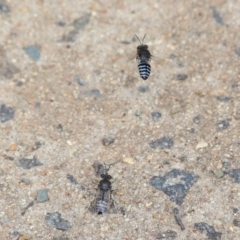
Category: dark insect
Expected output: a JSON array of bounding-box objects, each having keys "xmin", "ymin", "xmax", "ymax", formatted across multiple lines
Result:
[
  {"xmin": 95, "ymin": 173, "xmax": 113, "ymax": 214},
  {"xmin": 90, "ymin": 163, "xmax": 114, "ymax": 214},
  {"xmin": 135, "ymin": 34, "xmax": 152, "ymax": 80}
]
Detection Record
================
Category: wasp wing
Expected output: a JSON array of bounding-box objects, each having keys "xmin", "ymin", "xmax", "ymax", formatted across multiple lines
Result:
[{"xmin": 151, "ymin": 55, "xmax": 173, "ymax": 66}]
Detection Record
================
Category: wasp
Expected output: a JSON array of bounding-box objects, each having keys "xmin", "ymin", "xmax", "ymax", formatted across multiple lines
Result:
[
  {"xmin": 135, "ymin": 34, "xmax": 152, "ymax": 80},
  {"xmin": 134, "ymin": 34, "xmax": 171, "ymax": 80},
  {"xmin": 90, "ymin": 162, "xmax": 115, "ymax": 214}
]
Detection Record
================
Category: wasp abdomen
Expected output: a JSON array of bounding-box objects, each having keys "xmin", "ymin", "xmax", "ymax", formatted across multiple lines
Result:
[{"xmin": 138, "ymin": 62, "xmax": 151, "ymax": 80}]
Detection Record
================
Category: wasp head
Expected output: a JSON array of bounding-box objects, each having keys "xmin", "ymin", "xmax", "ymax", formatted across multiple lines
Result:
[{"xmin": 137, "ymin": 45, "xmax": 148, "ymax": 50}]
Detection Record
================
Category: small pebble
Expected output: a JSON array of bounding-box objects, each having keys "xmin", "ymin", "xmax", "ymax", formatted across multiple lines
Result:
[
  {"xmin": 75, "ymin": 75, "xmax": 85, "ymax": 86},
  {"xmin": 20, "ymin": 178, "xmax": 31, "ymax": 185},
  {"xmin": 213, "ymin": 169, "xmax": 224, "ymax": 178},
  {"xmin": 57, "ymin": 124, "xmax": 63, "ymax": 131},
  {"xmin": 135, "ymin": 109, "xmax": 141, "ymax": 116},
  {"xmin": 235, "ymin": 48, "xmax": 240, "ymax": 58},
  {"xmin": 67, "ymin": 174, "xmax": 78, "ymax": 185},
  {"xmin": 102, "ymin": 137, "xmax": 115, "ymax": 146},
  {"xmin": 0, "ymin": 104, "xmax": 15, "ymax": 123},
  {"xmin": 0, "ymin": 3, "xmax": 10, "ymax": 13},
  {"xmin": 149, "ymin": 137, "xmax": 174, "ymax": 150},
  {"xmin": 196, "ymin": 141, "xmax": 208, "ymax": 149},
  {"xmin": 233, "ymin": 219, "xmax": 240, "ymax": 227},
  {"xmin": 72, "ymin": 13, "xmax": 91, "ymax": 30},
  {"xmin": 233, "ymin": 208, "xmax": 238, "ymax": 214},
  {"xmin": 216, "ymin": 119, "xmax": 230, "ymax": 131},
  {"xmin": 120, "ymin": 41, "xmax": 131, "ymax": 44},
  {"xmin": 45, "ymin": 212, "xmax": 72, "ymax": 231},
  {"xmin": 194, "ymin": 222, "xmax": 222, "ymax": 239},
  {"xmin": 173, "ymin": 208, "xmax": 185, "ymax": 231},
  {"xmin": 151, "ymin": 112, "xmax": 162, "ymax": 121},
  {"xmin": 84, "ymin": 89, "xmax": 100, "ymax": 98},
  {"xmin": 210, "ymin": 6, "xmax": 225, "ymax": 25},
  {"xmin": 23, "ymin": 45, "xmax": 41, "ymax": 61},
  {"xmin": 193, "ymin": 115, "xmax": 203, "ymax": 124},
  {"xmin": 56, "ymin": 21, "xmax": 66, "ymax": 27},
  {"xmin": 176, "ymin": 73, "xmax": 188, "ymax": 81},
  {"xmin": 10, "ymin": 143, "xmax": 18, "ymax": 151},
  {"xmin": 34, "ymin": 102, "xmax": 41, "ymax": 109},
  {"xmin": 215, "ymin": 96, "xmax": 231, "ymax": 102},
  {"xmin": 138, "ymin": 85, "xmax": 149, "ymax": 93},
  {"xmin": 222, "ymin": 161, "xmax": 231, "ymax": 170},
  {"xmin": 156, "ymin": 230, "xmax": 177, "ymax": 239},
  {"xmin": 37, "ymin": 189, "xmax": 49, "ymax": 202},
  {"xmin": 123, "ymin": 157, "xmax": 134, "ymax": 164},
  {"xmin": 17, "ymin": 157, "xmax": 43, "ymax": 169},
  {"xmin": 228, "ymin": 169, "xmax": 240, "ymax": 183}
]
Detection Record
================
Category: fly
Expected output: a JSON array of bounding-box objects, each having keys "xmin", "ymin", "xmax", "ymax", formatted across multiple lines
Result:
[
  {"xmin": 95, "ymin": 173, "xmax": 113, "ymax": 214},
  {"xmin": 90, "ymin": 162, "xmax": 116, "ymax": 215}
]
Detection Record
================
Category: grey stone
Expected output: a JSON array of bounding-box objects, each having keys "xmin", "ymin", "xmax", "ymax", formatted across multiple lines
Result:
[
  {"xmin": 45, "ymin": 212, "xmax": 72, "ymax": 231},
  {"xmin": 149, "ymin": 137, "xmax": 174, "ymax": 150},
  {"xmin": 17, "ymin": 157, "xmax": 43, "ymax": 169},
  {"xmin": 193, "ymin": 115, "xmax": 204, "ymax": 124},
  {"xmin": 233, "ymin": 219, "xmax": 240, "ymax": 227},
  {"xmin": 135, "ymin": 109, "xmax": 141, "ymax": 116},
  {"xmin": 20, "ymin": 178, "xmax": 31, "ymax": 185},
  {"xmin": 215, "ymin": 96, "xmax": 231, "ymax": 102},
  {"xmin": 61, "ymin": 13, "xmax": 90, "ymax": 42},
  {"xmin": 216, "ymin": 119, "xmax": 230, "ymax": 131},
  {"xmin": 67, "ymin": 174, "xmax": 85, "ymax": 190},
  {"xmin": 213, "ymin": 169, "xmax": 224, "ymax": 178},
  {"xmin": 173, "ymin": 208, "xmax": 185, "ymax": 230},
  {"xmin": 150, "ymin": 169, "xmax": 199, "ymax": 205},
  {"xmin": 228, "ymin": 169, "xmax": 240, "ymax": 183},
  {"xmin": 23, "ymin": 45, "xmax": 41, "ymax": 61},
  {"xmin": 194, "ymin": 222, "xmax": 222, "ymax": 240},
  {"xmin": 176, "ymin": 73, "xmax": 188, "ymax": 81},
  {"xmin": 156, "ymin": 230, "xmax": 177, "ymax": 239},
  {"xmin": 75, "ymin": 75, "xmax": 85, "ymax": 86},
  {"xmin": 236, "ymin": 48, "xmax": 240, "ymax": 58},
  {"xmin": 138, "ymin": 85, "xmax": 149, "ymax": 93},
  {"xmin": 0, "ymin": 104, "xmax": 14, "ymax": 123},
  {"xmin": 210, "ymin": 6, "xmax": 224, "ymax": 25},
  {"xmin": 0, "ymin": 2, "xmax": 10, "ymax": 13},
  {"xmin": 37, "ymin": 189, "xmax": 49, "ymax": 202},
  {"xmin": 102, "ymin": 137, "xmax": 115, "ymax": 146},
  {"xmin": 151, "ymin": 112, "xmax": 162, "ymax": 121}
]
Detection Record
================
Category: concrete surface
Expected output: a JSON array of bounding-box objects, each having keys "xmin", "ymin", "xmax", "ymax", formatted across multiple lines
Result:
[{"xmin": 0, "ymin": 0, "xmax": 240, "ymax": 239}]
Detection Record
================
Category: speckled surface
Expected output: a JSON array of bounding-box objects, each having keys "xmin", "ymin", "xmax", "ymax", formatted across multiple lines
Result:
[{"xmin": 0, "ymin": 0, "xmax": 240, "ymax": 239}]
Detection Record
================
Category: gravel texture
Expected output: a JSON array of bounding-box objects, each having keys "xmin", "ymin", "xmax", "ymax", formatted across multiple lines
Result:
[{"xmin": 0, "ymin": 0, "xmax": 240, "ymax": 239}]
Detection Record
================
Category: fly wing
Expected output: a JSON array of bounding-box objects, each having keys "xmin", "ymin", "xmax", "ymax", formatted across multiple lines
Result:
[
  {"xmin": 92, "ymin": 189, "xmax": 113, "ymax": 214},
  {"xmin": 126, "ymin": 49, "xmax": 138, "ymax": 61},
  {"xmin": 151, "ymin": 55, "xmax": 173, "ymax": 66}
]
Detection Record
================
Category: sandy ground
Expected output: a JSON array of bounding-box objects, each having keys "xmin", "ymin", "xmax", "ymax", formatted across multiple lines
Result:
[{"xmin": 0, "ymin": 0, "xmax": 240, "ymax": 239}]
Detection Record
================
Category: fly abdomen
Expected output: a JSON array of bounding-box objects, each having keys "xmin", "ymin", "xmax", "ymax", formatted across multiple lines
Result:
[
  {"xmin": 138, "ymin": 62, "xmax": 151, "ymax": 80},
  {"xmin": 96, "ymin": 200, "xmax": 108, "ymax": 214}
]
